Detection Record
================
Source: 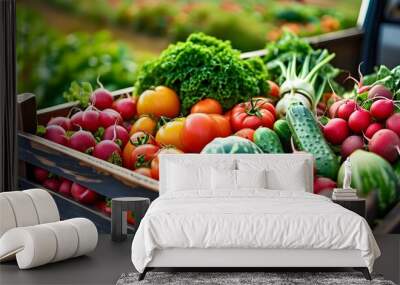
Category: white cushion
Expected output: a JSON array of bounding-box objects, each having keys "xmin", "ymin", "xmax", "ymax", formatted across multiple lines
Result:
[
  {"xmin": 1, "ymin": 192, "xmax": 39, "ymax": 227},
  {"xmin": 267, "ymin": 167, "xmax": 307, "ymax": 192},
  {"xmin": 0, "ymin": 190, "xmax": 60, "ymax": 238},
  {"xmin": 23, "ymin": 189, "xmax": 60, "ymax": 224},
  {"xmin": 0, "ymin": 196, "xmax": 17, "ymax": 237},
  {"xmin": 0, "ymin": 218, "xmax": 97, "ymax": 269},
  {"xmin": 211, "ymin": 168, "xmax": 236, "ymax": 190},
  {"xmin": 167, "ymin": 163, "xmax": 210, "ymax": 192},
  {"xmin": 164, "ymin": 159, "xmax": 236, "ymax": 194},
  {"xmin": 42, "ymin": 221, "xmax": 79, "ymax": 262},
  {"xmin": 236, "ymin": 169, "xmax": 267, "ymax": 189},
  {"xmin": 65, "ymin": 218, "xmax": 98, "ymax": 257},
  {"xmin": 237, "ymin": 156, "xmax": 312, "ymax": 192}
]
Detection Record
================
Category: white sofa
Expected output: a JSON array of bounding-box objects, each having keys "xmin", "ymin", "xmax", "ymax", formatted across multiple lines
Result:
[{"xmin": 0, "ymin": 189, "xmax": 97, "ymax": 269}]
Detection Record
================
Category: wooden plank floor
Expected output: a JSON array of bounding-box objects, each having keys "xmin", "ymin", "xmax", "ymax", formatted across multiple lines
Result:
[{"xmin": 1, "ymin": 235, "xmax": 399, "ymax": 285}]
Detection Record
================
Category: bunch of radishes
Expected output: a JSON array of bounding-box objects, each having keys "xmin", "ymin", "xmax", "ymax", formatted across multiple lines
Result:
[
  {"xmin": 43, "ymin": 84, "xmax": 136, "ymax": 166},
  {"xmin": 324, "ymin": 85, "xmax": 400, "ymax": 163},
  {"xmin": 33, "ymin": 166, "xmax": 134, "ymax": 221},
  {"xmin": 33, "ymin": 167, "xmax": 99, "ymax": 205}
]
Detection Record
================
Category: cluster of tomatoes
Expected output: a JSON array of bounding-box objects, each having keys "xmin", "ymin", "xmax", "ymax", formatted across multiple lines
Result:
[{"xmin": 42, "ymin": 84, "xmax": 278, "ymax": 181}]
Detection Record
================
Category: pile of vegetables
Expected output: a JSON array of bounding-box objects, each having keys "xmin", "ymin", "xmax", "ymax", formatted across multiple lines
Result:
[
  {"xmin": 134, "ymin": 33, "xmax": 269, "ymax": 114},
  {"xmin": 37, "ymin": 32, "xmax": 400, "ymax": 220}
]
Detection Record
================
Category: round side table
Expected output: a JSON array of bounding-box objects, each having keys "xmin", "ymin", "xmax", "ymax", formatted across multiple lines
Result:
[{"xmin": 111, "ymin": 197, "xmax": 150, "ymax": 242}]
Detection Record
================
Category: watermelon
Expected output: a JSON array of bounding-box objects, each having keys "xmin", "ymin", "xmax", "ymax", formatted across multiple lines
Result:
[
  {"xmin": 337, "ymin": 150, "xmax": 399, "ymax": 212},
  {"xmin": 201, "ymin": 136, "xmax": 263, "ymax": 154}
]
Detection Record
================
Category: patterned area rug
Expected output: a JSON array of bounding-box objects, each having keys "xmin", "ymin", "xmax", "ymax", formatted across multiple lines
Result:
[{"xmin": 117, "ymin": 271, "xmax": 395, "ymax": 285}]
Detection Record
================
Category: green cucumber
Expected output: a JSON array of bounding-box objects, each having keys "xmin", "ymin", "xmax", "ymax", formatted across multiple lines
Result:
[
  {"xmin": 286, "ymin": 102, "xmax": 339, "ymax": 179},
  {"xmin": 273, "ymin": 119, "xmax": 291, "ymax": 150},
  {"xmin": 253, "ymin": 127, "xmax": 284, "ymax": 153}
]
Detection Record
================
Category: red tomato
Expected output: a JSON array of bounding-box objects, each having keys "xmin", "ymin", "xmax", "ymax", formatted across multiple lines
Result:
[
  {"xmin": 209, "ymin": 114, "xmax": 231, "ymax": 138},
  {"xmin": 134, "ymin": 167, "xmax": 152, "ymax": 178},
  {"xmin": 130, "ymin": 144, "xmax": 159, "ymax": 169},
  {"xmin": 224, "ymin": 110, "xmax": 232, "ymax": 122},
  {"xmin": 267, "ymin": 80, "xmax": 280, "ymax": 98},
  {"xmin": 191, "ymin": 98, "xmax": 223, "ymax": 114},
  {"xmin": 127, "ymin": 210, "xmax": 135, "ymax": 225},
  {"xmin": 234, "ymin": 128, "xmax": 255, "ymax": 141},
  {"xmin": 181, "ymin": 113, "xmax": 217, "ymax": 153},
  {"xmin": 95, "ymin": 200, "xmax": 112, "ymax": 216},
  {"xmin": 150, "ymin": 147, "xmax": 184, "ymax": 180},
  {"xmin": 230, "ymin": 100, "xmax": 275, "ymax": 131}
]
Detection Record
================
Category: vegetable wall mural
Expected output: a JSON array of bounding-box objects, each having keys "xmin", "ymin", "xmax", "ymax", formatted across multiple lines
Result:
[{"xmin": 16, "ymin": 0, "xmax": 399, "ymax": 233}]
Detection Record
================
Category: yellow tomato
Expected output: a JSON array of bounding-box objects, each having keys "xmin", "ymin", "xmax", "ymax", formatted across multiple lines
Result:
[
  {"xmin": 155, "ymin": 118, "xmax": 185, "ymax": 150},
  {"xmin": 137, "ymin": 86, "xmax": 180, "ymax": 118},
  {"xmin": 130, "ymin": 115, "xmax": 157, "ymax": 136}
]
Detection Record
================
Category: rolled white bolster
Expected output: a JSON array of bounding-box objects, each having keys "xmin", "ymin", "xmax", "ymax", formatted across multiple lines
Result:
[
  {"xmin": 23, "ymin": 189, "xmax": 60, "ymax": 224},
  {"xmin": 1, "ymin": 192, "xmax": 39, "ymax": 227},
  {"xmin": 0, "ymin": 196, "xmax": 17, "ymax": 237},
  {"xmin": 66, "ymin": 218, "xmax": 98, "ymax": 257},
  {"xmin": 0, "ymin": 218, "xmax": 98, "ymax": 269}
]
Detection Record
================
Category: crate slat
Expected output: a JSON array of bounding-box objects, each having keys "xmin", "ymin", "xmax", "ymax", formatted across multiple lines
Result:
[
  {"xmin": 18, "ymin": 131, "xmax": 159, "ymax": 200},
  {"xmin": 18, "ymin": 178, "xmax": 113, "ymax": 233}
]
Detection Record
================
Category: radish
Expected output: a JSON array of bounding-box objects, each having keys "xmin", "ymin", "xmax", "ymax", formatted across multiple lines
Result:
[
  {"xmin": 348, "ymin": 109, "xmax": 371, "ymax": 133},
  {"xmin": 122, "ymin": 121, "xmax": 132, "ymax": 132},
  {"xmin": 70, "ymin": 111, "xmax": 84, "ymax": 130},
  {"xmin": 386, "ymin": 113, "xmax": 400, "ymax": 137},
  {"xmin": 71, "ymin": 183, "xmax": 98, "ymax": 204},
  {"xmin": 99, "ymin": 108, "xmax": 123, "ymax": 128},
  {"xmin": 368, "ymin": 85, "xmax": 393, "ymax": 100},
  {"xmin": 82, "ymin": 109, "xmax": 100, "ymax": 132},
  {"xmin": 323, "ymin": 118, "xmax": 349, "ymax": 145},
  {"xmin": 90, "ymin": 88, "xmax": 113, "ymax": 110},
  {"xmin": 341, "ymin": 135, "xmax": 364, "ymax": 159},
  {"xmin": 370, "ymin": 99, "xmax": 394, "ymax": 120},
  {"xmin": 59, "ymin": 179, "xmax": 72, "ymax": 196},
  {"xmin": 328, "ymin": 100, "xmax": 344, "ymax": 118},
  {"xmin": 44, "ymin": 125, "xmax": 69, "ymax": 146},
  {"xmin": 43, "ymin": 178, "xmax": 60, "ymax": 192},
  {"xmin": 34, "ymin": 167, "xmax": 49, "ymax": 183},
  {"xmin": 69, "ymin": 130, "xmax": 96, "ymax": 152},
  {"xmin": 337, "ymin": 99, "xmax": 356, "ymax": 120},
  {"xmin": 103, "ymin": 125, "xmax": 129, "ymax": 147},
  {"xmin": 314, "ymin": 176, "xmax": 336, "ymax": 194},
  {"xmin": 369, "ymin": 129, "xmax": 400, "ymax": 162},
  {"xmin": 365, "ymin": 122, "xmax": 383, "ymax": 139},
  {"xmin": 112, "ymin": 98, "xmax": 136, "ymax": 120},
  {"xmin": 47, "ymin": 117, "xmax": 72, "ymax": 131},
  {"xmin": 93, "ymin": 140, "xmax": 122, "ymax": 165}
]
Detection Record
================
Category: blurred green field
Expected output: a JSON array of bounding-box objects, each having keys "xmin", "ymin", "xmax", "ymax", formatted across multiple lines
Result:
[{"xmin": 17, "ymin": 0, "xmax": 362, "ymax": 108}]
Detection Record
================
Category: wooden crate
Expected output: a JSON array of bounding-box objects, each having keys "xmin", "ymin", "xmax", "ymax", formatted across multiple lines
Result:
[{"xmin": 17, "ymin": 88, "xmax": 158, "ymax": 233}]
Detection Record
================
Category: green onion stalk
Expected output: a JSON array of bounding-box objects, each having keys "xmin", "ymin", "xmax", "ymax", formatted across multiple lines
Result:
[{"xmin": 275, "ymin": 51, "xmax": 335, "ymax": 118}]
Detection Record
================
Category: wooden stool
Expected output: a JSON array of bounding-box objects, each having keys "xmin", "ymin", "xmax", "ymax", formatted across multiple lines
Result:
[{"xmin": 111, "ymin": 197, "xmax": 150, "ymax": 242}]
